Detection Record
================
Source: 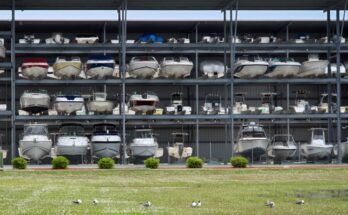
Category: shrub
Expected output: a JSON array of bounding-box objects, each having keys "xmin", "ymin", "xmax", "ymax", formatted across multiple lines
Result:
[
  {"xmin": 144, "ymin": 157, "xmax": 160, "ymax": 169},
  {"xmin": 230, "ymin": 156, "xmax": 248, "ymax": 168},
  {"xmin": 52, "ymin": 156, "xmax": 69, "ymax": 169},
  {"xmin": 11, "ymin": 157, "xmax": 27, "ymax": 169},
  {"xmin": 98, "ymin": 157, "xmax": 115, "ymax": 169},
  {"xmin": 186, "ymin": 156, "xmax": 203, "ymax": 168}
]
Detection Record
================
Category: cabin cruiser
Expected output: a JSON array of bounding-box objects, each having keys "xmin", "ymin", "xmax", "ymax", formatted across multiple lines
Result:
[
  {"xmin": 19, "ymin": 124, "xmax": 52, "ymax": 161},
  {"xmin": 165, "ymin": 92, "xmax": 191, "ymax": 115},
  {"xmin": 298, "ymin": 54, "xmax": 329, "ymax": 78},
  {"xmin": 55, "ymin": 123, "xmax": 89, "ymax": 156},
  {"xmin": 85, "ymin": 55, "xmax": 115, "ymax": 79},
  {"xmin": 75, "ymin": 35, "xmax": 99, "ymax": 44},
  {"xmin": 45, "ymin": 33, "xmax": 70, "ymax": 44},
  {"xmin": 300, "ymin": 128, "xmax": 333, "ymax": 162},
  {"xmin": 234, "ymin": 122, "xmax": 270, "ymax": 159},
  {"xmin": 19, "ymin": 35, "xmax": 41, "ymax": 44},
  {"xmin": 200, "ymin": 60, "xmax": 226, "ymax": 78},
  {"xmin": 87, "ymin": 92, "xmax": 114, "ymax": 114},
  {"xmin": 201, "ymin": 93, "xmax": 227, "ymax": 115},
  {"xmin": 129, "ymin": 129, "xmax": 162, "ymax": 162},
  {"xmin": 233, "ymin": 56, "xmax": 269, "ymax": 79},
  {"xmin": 232, "ymin": 93, "xmax": 248, "ymax": 114},
  {"xmin": 160, "ymin": 57, "xmax": 193, "ymax": 79},
  {"xmin": 20, "ymin": 90, "xmax": 50, "ymax": 114},
  {"xmin": 91, "ymin": 123, "xmax": 121, "ymax": 159},
  {"xmin": 266, "ymin": 58, "xmax": 301, "ymax": 78},
  {"xmin": 54, "ymin": 95, "xmax": 84, "ymax": 115},
  {"xmin": 167, "ymin": 133, "xmax": 193, "ymax": 162},
  {"xmin": 290, "ymin": 90, "xmax": 312, "ymax": 113},
  {"xmin": 128, "ymin": 92, "xmax": 159, "ymax": 114},
  {"xmin": 127, "ymin": 56, "xmax": 159, "ymax": 79},
  {"xmin": 0, "ymin": 38, "xmax": 5, "ymax": 59},
  {"xmin": 19, "ymin": 58, "xmax": 49, "ymax": 79},
  {"xmin": 267, "ymin": 134, "xmax": 297, "ymax": 163},
  {"xmin": 53, "ymin": 57, "xmax": 82, "ymax": 79}
]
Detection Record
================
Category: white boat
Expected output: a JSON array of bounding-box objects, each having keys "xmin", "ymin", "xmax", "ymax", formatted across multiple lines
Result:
[
  {"xmin": 160, "ymin": 57, "xmax": 193, "ymax": 79},
  {"xmin": 200, "ymin": 60, "xmax": 226, "ymax": 78},
  {"xmin": 19, "ymin": 124, "xmax": 53, "ymax": 161},
  {"xmin": 20, "ymin": 90, "xmax": 50, "ymax": 114},
  {"xmin": 300, "ymin": 128, "xmax": 333, "ymax": 161},
  {"xmin": 19, "ymin": 35, "xmax": 41, "ymax": 44},
  {"xmin": 201, "ymin": 36, "xmax": 224, "ymax": 43},
  {"xmin": 254, "ymin": 37, "xmax": 270, "ymax": 44},
  {"xmin": 201, "ymin": 93, "xmax": 227, "ymax": 115},
  {"xmin": 86, "ymin": 55, "xmax": 115, "ymax": 79},
  {"xmin": 55, "ymin": 123, "xmax": 89, "ymax": 156},
  {"xmin": 129, "ymin": 129, "xmax": 162, "ymax": 162},
  {"xmin": 45, "ymin": 33, "xmax": 70, "ymax": 44},
  {"xmin": 75, "ymin": 35, "xmax": 99, "ymax": 44},
  {"xmin": 20, "ymin": 58, "xmax": 49, "ymax": 79},
  {"xmin": 167, "ymin": 37, "xmax": 190, "ymax": 44},
  {"xmin": 234, "ymin": 122, "xmax": 270, "ymax": 159},
  {"xmin": 318, "ymin": 36, "xmax": 346, "ymax": 44},
  {"xmin": 266, "ymin": 58, "xmax": 301, "ymax": 78},
  {"xmin": 127, "ymin": 56, "xmax": 159, "ymax": 79},
  {"xmin": 0, "ymin": 134, "xmax": 7, "ymax": 159},
  {"xmin": 233, "ymin": 93, "xmax": 248, "ymax": 114},
  {"xmin": 325, "ymin": 63, "xmax": 346, "ymax": 76},
  {"xmin": 54, "ymin": 95, "xmax": 84, "ymax": 115},
  {"xmin": 267, "ymin": 134, "xmax": 297, "ymax": 162},
  {"xmin": 128, "ymin": 92, "xmax": 159, "ymax": 114},
  {"xmin": 299, "ymin": 54, "xmax": 329, "ymax": 78},
  {"xmin": 91, "ymin": 123, "xmax": 121, "ymax": 159},
  {"xmin": 165, "ymin": 92, "xmax": 191, "ymax": 115},
  {"xmin": 341, "ymin": 139, "xmax": 348, "ymax": 162},
  {"xmin": 87, "ymin": 92, "xmax": 114, "ymax": 114},
  {"xmin": 258, "ymin": 92, "xmax": 283, "ymax": 114},
  {"xmin": 53, "ymin": 57, "xmax": 82, "ymax": 79},
  {"xmin": 290, "ymin": 90, "xmax": 312, "ymax": 113},
  {"xmin": 0, "ymin": 38, "xmax": 5, "ymax": 59},
  {"xmin": 233, "ymin": 56, "xmax": 269, "ymax": 79},
  {"xmin": 167, "ymin": 133, "xmax": 193, "ymax": 161}
]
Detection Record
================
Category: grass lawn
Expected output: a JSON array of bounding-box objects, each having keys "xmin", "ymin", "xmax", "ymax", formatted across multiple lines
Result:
[{"xmin": 0, "ymin": 167, "xmax": 347, "ymax": 214}]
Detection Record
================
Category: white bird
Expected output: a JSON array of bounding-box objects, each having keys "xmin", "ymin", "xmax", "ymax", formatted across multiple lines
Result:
[
  {"xmin": 296, "ymin": 200, "xmax": 305, "ymax": 205},
  {"xmin": 265, "ymin": 200, "xmax": 275, "ymax": 208},
  {"xmin": 197, "ymin": 201, "xmax": 202, "ymax": 207},
  {"xmin": 72, "ymin": 199, "xmax": 82, "ymax": 204},
  {"xmin": 191, "ymin": 201, "xmax": 198, "ymax": 208},
  {"xmin": 92, "ymin": 199, "xmax": 98, "ymax": 205},
  {"xmin": 143, "ymin": 201, "xmax": 151, "ymax": 208}
]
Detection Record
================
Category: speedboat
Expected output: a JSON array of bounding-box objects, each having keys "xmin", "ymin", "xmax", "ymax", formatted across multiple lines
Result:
[
  {"xmin": 200, "ymin": 60, "xmax": 226, "ymax": 78},
  {"xmin": 167, "ymin": 133, "xmax": 193, "ymax": 162},
  {"xmin": 45, "ymin": 33, "xmax": 70, "ymax": 44},
  {"xmin": 75, "ymin": 35, "xmax": 99, "ymax": 44},
  {"xmin": 53, "ymin": 57, "xmax": 82, "ymax": 79},
  {"xmin": 290, "ymin": 90, "xmax": 312, "ymax": 114},
  {"xmin": 20, "ymin": 58, "xmax": 49, "ymax": 79},
  {"xmin": 87, "ymin": 92, "xmax": 114, "ymax": 114},
  {"xmin": 128, "ymin": 92, "xmax": 159, "ymax": 114},
  {"xmin": 165, "ymin": 92, "xmax": 192, "ymax": 115},
  {"xmin": 129, "ymin": 129, "xmax": 162, "ymax": 162},
  {"xmin": 234, "ymin": 122, "xmax": 270, "ymax": 159},
  {"xmin": 19, "ymin": 124, "xmax": 52, "ymax": 161},
  {"xmin": 233, "ymin": 56, "xmax": 269, "ymax": 79},
  {"xmin": 232, "ymin": 93, "xmax": 248, "ymax": 114},
  {"xmin": 55, "ymin": 123, "xmax": 89, "ymax": 156},
  {"xmin": 160, "ymin": 57, "xmax": 193, "ymax": 79},
  {"xmin": 267, "ymin": 134, "xmax": 297, "ymax": 163},
  {"xmin": 20, "ymin": 90, "xmax": 50, "ymax": 114},
  {"xmin": 258, "ymin": 92, "xmax": 283, "ymax": 114},
  {"xmin": 265, "ymin": 58, "xmax": 301, "ymax": 78},
  {"xmin": 138, "ymin": 33, "xmax": 164, "ymax": 43},
  {"xmin": 127, "ymin": 56, "xmax": 159, "ymax": 79},
  {"xmin": 19, "ymin": 35, "xmax": 41, "ymax": 44},
  {"xmin": 298, "ymin": 54, "xmax": 329, "ymax": 78},
  {"xmin": 316, "ymin": 93, "xmax": 347, "ymax": 114},
  {"xmin": 0, "ymin": 38, "xmax": 5, "ymax": 59},
  {"xmin": 85, "ymin": 55, "xmax": 115, "ymax": 79},
  {"xmin": 300, "ymin": 128, "xmax": 333, "ymax": 162},
  {"xmin": 54, "ymin": 95, "xmax": 84, "ymax": 115},
  {"xmin": 91, "ymin": 123, "xmax": 121, "ymax": 159},
  {"xmin": 201, "ymin": 93, "xmax": 227, "ymax": 115}
]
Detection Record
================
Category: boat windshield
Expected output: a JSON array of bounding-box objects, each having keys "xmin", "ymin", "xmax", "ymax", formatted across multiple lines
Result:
[
  {"xmin": 135, "ymin": 130, "xmax": 153, "ymax": 138},
  {"xmin": 23, "ymin": 125, "xmax": 48, "ymax": 136},
  {"xmin": 59, "ymin": 125, "xmax": 85, "ymax": 136},
  {"xmin": 273, "ymin": 135, "xmax": 295, "ymax": 146},
  {"xmin": 172, "ymin": 93, "xmax": 182, "ymax": 101},
  {"xmin": 133, "ymin": 56, "xmax": 155, "ymax": 61},
  {"xmin": 312, "ymin": 129, "xmax": 325, "ymax": 141},
  {"xmin": 94, "ymin": 125, "xmax": 118, "ymax": 135},
  {"xmin": 241, "ymin": 126, "xmax": 266, "ymax": 138}
]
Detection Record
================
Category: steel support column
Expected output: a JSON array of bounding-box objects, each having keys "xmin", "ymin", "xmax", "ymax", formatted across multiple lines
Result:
[
  {"xmin": 10, "ymin": 0, "xmax": 16, "ymax": 159},
  {"xmin": 195, "ymin": 23, "xmax": 199, "ymax": 157},
  {"xmin": 223, "ymin": 10, "xmax": 228, "ymax": 161},
  {"xmin": 336, "ymin": 9, "xmax": 342, "ymax": 163},
  {"xmin": 121, "ymin": 0, "xmax": 127, "ymax": 164},
  {"xmin": 327, "ymin": 10, "xmax": 333, "ymax": 144}
]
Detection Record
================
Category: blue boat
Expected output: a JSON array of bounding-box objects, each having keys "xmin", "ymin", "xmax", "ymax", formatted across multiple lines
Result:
[
  {"xmin": 138, "ymin": 33, "xmax": 164, "ymax": 43},
  {"xmin": 86, "ymin": 55, "xmax": 116, "ymax": 79}
]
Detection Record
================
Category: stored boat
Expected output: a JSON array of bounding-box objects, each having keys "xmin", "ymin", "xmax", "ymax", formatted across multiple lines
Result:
[
  {"xmin": 45, "ymin": 33, "xmax": 70, "ymax": 44},
  {"xmin": 233, "ymin": 56, "xmax": 269, "ymax": 79},
  {"xmin": 234, "ymin": 122, "xmax": 270, "ymax": 159},
  {"xmin": 127, "ymin": 56, "xmax": 159, "ymax": 79},
  {"xmin": 91, "ymin": 123, "xmax": 121, "ymax": 159},
  {"xmin": 53, "ymin": 57, "xmax": 82, "ymax": 79},
  {"xmin": 128, "ymin": 92, "xmax": 159, "ymax": 114},
  {"xmin": 258, "ymin": 92, "xmax": 283, "ymax": 114},
  {"xmin": 86, "ymin": 55, "xmax": 115, "ymax": 79},
  {"xmin": 167, "ymin": 133, "xmax": 193, "ymax": 161},
  {"xmin": 19, "ymin": 124, "xmax": 52, "ymax": 161},
  {"xmin": 200, "ymin": 60, "xmax": 226, "ymax": 78},
  {"xmin": 325, "ymin": 63, "xmax": 346, "ymax": 76},
  {"xmin": 300, "ymin": 128, "xmax": 333, "ymax": 161},
  {"xmin": 129, "ymin": 129, "xmax": 161, "ymax": 162},
  {"xmin": 75, "ymin": 35, "xmax": 99, "ymax": 44},
  {"xmin": 0, "ymin": 38, "xmax": 5, "ymax": 59},
  {"xmin": 299, "ymin": 54, "xmax": 329, "ymax": 78},
  {"xmin": 19, "ymin": 35, "xmax": 41, "ymax": 44},
  {"xmin": 267, "ymin": 134, "xmax": 297, "ymax": 163},
  {"xmin": 266, "ymin": 58, "xmax": 301, "ymax": 78},
  {"xmin": 20, "ymin": 58, "xmax": 49, "ymax": 79},
  {"xmin": 201, "ymin": 35, "xmax": 224, "ymax": 43},
  {"xmin": 160, "ymin": 57, "xmax": 193, "ymax": 79},
  {"xmin": 232, "ymin": 93, "xmax": 248, "ymax": 114},
  {"xmin": 138, "ymin": 33, "xmax": 164, "ymax": 43},
  {"xmin": 201, "ymin": 93, "xmax": 227, "ymax": 115},
  {"xmin": 290, "ymin": 90, "xmax": 312, "ymax": 113},
  {"xmin": 87, "ymin": 92, "xmax": 114, "ymax": 114},
  {"xmin": 54, "ymin": 95, "xmax": 84, "ymax": 115},
  {"xmin": 165, "ymin": 92, "xmax": 191, "ymax": 115},
  {"xmin": 20, "ymin": 90, "xmax": 50, "ymax": 114}
]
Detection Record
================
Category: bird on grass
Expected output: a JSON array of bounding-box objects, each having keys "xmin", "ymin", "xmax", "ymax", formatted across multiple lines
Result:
[
  {"xmin": 197, "ymin": 201, "xmax": 202, "ymax": 207},
  {"xmin": 192, "ymin": 201, "xmax": 202, "ymax": 208},
  {"xmin": 296, "ymin": 200, "xmax": 305, "ymax": 205},
  {"xmin": 264, "ymin": 200, "xmax": 275, "ymax": 208},
  {"xmin": 92, "ymin": 199, "xmax": 98, "ymax": 205},
  {"xmin": 72, "ymin": 199, "xmax": 82, "ymax": 204},
  {"xmin": 143, "ymin": 201, "xmax": 152, "ymax": 208}
]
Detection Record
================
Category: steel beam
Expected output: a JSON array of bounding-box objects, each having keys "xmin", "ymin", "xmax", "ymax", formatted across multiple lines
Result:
[{"xmin": 10, "ymin": 0, "xmax": 15, "ymax": 160}]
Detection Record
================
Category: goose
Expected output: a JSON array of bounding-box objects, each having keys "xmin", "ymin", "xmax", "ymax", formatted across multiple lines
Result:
[{"xmin": 72, "ymin": 199, "xmax": 82, "ymax": 204}]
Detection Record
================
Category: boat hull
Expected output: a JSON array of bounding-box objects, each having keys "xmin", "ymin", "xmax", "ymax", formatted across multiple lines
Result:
[
  {"xmin": 0, "ymin": 46, "xmax": 5, "ymax": 58},
  {"xmin": 19, "ymin": 139, "xmax": 52, "ymax": 161},
  {"xmin": 266, "ymin": 65, "xmax": 301, "ymax": 78},
  {"xmin": 54, "ymin": 100, "xmax": 84, "ymax": 114},
  {"xmin": 92, "ymin": 142, "xmax": 121, "ymax": 158},
  {"xmin": 234, "ymin": 65, "xmax": 268, "ymax": 79},
  {"xmin": 128, "ymin": 62, "xmax": 159, "ymax": 79},
  {"xmin": 130, "ymin": 143, "xmax": 158, "ymax": 157},
  {"xmin": 87, "ymin": 101, "xmax": 114, "ymax": 113},
  {"xmin": 56, "ymin": 136, "xmax": 89, "ymax": 156},
  {"xmin": 235, "ymin": 138, "xmax": 269, "ymax": 158},
  {"xmin": 22, "ymin": 67, "xmax": 48, "ymax": 79},
  {"xmin": 86, "ymin": 67, "xmax": 114, "ymax": 79},
  {"xmin": 160, "ymin": 64, "xmax": 193, "ymax": 78},
  {"xmin": 300, "ymin": 144, "xmax": 333, "ymax": 160},
  {"xmin": 20, "ymin": 93, "xmax": 50, "ymax": 114},
  {"xmin": 53, "ymin": 62, "xmax": 82, "ymax": 79},
  {"xmin": 268, "ymin": 147, "xmax": 297, "ymax": 161},
  {"xmin": 299, "ymin": 60, "xmax": 329, "ymax": 77}
]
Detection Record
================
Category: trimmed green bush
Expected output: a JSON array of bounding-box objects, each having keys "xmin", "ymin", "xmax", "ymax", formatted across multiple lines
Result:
[
  {"xmin": 230, "ymin": 156, "xmax": 248, "ymax": 168},
  {"xmin": 98, "ymin": 157, "xmax": 115, "ymax": 169},
  {"xmin": 11, "ymin": 157, "xmax": 27, "ymax": 169},
  {"xmin": 186, "ymin": 156, "xmax": 203, "ymax": 168},
  {"xmin": 144, "ymin": 157, "xmax": 160, "ymax": 169},
  {"xmin": 52, "ymin": 156, "xmax": 69, "ymax": 169}
]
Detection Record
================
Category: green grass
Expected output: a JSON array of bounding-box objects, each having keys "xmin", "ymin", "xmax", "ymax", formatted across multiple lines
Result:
[{"xmin": 0, "ymin": 168, "xmax": 347, "ymax": 214}]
